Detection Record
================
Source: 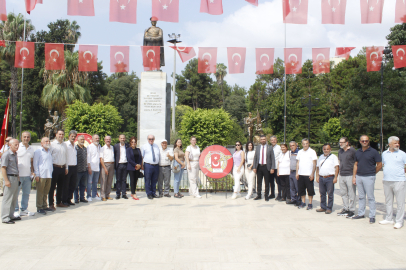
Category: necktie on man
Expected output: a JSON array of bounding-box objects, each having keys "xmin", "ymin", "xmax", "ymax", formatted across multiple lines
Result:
[
  {"xmin": 151, "ymin": 144, "xmax": 156, "ymax": 163},
  {"xmin": 261, "ymin": 145, "xmax": 265, "ymax": 165}
]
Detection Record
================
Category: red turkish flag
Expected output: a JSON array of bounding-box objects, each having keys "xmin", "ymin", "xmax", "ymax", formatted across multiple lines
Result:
[
  {"xmin": 68, "ymin": 0, "xmax": 95, "ymax": 16},
  {"xmin": 79, "ymin": 45, "xmax": 98, "ymax": 72},
  {"xmin": 335, "ymin": 47, "xmax": 355, "ymax": 60},
  {"xmin": 142, "ymin": 46, "xmax": 161, "ymax": 71},
  {"xmin": 0, "ymin": 96, "xmax": 10, "ymax": 150},
  {"xmin": 256, "ymin": 48, "xmax": 274, "ymax": 74},
  {"xmin": 321, "ymin": 0, "xmax": 346, "ymax": 24},
  {"xmin": 392, "ymin": 45, "xmax": 406, "ymax": 69},
  {"xmin": 283, "ymin": 0, "xmax": 308, "ymax": 24},
  {"xmin": 198, "ymin": 47, "xmax": 217, "ymax": 74},
  {"xmin": 0, "ymin": 41, "xmax": 5, "ymax": 47},
  {"xmin": 200, "ymin": 0, "xmax": 223, "ymax": 15},
  {"xmin": 395, "ymin": 0, "xmax": 406, "ymax": 23},
  {"xmin": 312, "ymin": 48, "xmax": 330, "ymax": 74},
  {"xmin": 110, "ymin": 0, "xmax": 137, "ymax": 24},
  {"xmin": 284, "ymin": 48, "xmax": 302, "ymax": 74},
  {"xmin": 152, "ymin": 0, "xmax": 179, "ymax": 23},
  {"xmin": 0, "ymin": 0, "xmax": 7, "ymax": 21},
  {"xmin": 360, "ymin": 0, "xmax": 384, "ymax": 24},
  {"xmin": 227, "ymin": 47, "xmax": 246, "ymax": 74},
  {"xmin": 246, "ymin": 0, "xmax": 258, "ymax": 6},
  {"xmin": 171, "ymin": 46, "xmax": 196, "ymax": 63},
  {"xmin": 25, "ymin": 0, "xmax": 37, "ymax": 14},
  {"xmin": 45, "ymin": 43, "xmax": 65, "ymax": 71},
  {"xmin": 15, "ymin": 41, "xmax": 35, "ymax": 69},
  {"xmin": 110, "ymin": 46, "xmax": 129, "ymax": 73},
  {"xmin": 366, "ymin": 46, "xmax": 383, "ymax": 72}
]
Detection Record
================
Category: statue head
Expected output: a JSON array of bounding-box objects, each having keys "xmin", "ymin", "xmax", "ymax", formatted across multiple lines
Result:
[
  {"xmin": 248, "ymin": 112, "xmax": 252, "ymax": 117},
  {"xmin": 150, "ymin": 16, "xmax": 158, "ymax": 26},
  {"xmin": 46, "ymin": 119, "xmax": 50, "ymax": 123},
  {"xmin": 54, "ymin": 111, "xmax": 58, "ymax": 116}
]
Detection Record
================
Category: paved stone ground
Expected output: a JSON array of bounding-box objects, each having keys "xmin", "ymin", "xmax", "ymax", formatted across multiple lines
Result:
[{"xmin": 1, "ymin": 171, "xmax": 406, "ymax": 270}]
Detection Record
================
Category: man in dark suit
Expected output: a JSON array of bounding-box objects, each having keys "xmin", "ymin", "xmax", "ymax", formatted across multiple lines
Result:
[
  {"xmin": 253, "ymin": 135, "xmax": 276, "ymax": 201},
  {"xmin": 113, "ymin": 134, "xmax": 130, "ymax": 199}
]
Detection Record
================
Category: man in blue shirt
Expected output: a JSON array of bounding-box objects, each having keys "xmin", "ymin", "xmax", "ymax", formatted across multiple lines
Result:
[
  {"xmin": 141, "ymin": 135, "xmax": 160, "ymax": 200},
  {"xmin": 351, "ymin": 135, "xmax": 382, "ymax": 224},
  {"xmin": 379, "ymin": 136, "xmax": 406, "ymax": 229},
  {"xmin": 33, "ymin": 137, "xmax": 54, "ymax": 215}
]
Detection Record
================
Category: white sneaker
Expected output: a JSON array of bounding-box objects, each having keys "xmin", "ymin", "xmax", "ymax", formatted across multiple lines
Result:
[
  {"xmin": 231, "ymin": 193, "xmax": 237, "ymax": 199},
  {"xmin": 379, "ymin": 220, "xmax": 394, "ymax": 225},
  {"xmin": 93, "ymin": 197, "xmax": 101, "ymax": 201},
  {"xmin": 245, "ymin": 195, "xmax": 251, "ymax": 200},
  {"xmin": 237, "ymin": 193, "xmax": 241, "ymax": 198},
  {"xmin": 394, "ymin": 223, "xmax": 403, "ymax": 229},
  {"xmin": 87, "ymin": 197, "xmax": 92, "ymax": 202},
  {"xmin": 20, "ymin": 210, "xmax": 35, "ymax": 216},
  {"xmin": 13, "ymin": 211, "xmax": 20, "ymax": 218},
  {"xmin": 195, "ymin": 195, "xmax": 202, "ymax": 199}
]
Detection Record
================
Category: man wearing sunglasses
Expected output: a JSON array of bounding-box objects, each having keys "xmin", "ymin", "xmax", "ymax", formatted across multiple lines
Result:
[
  {"xmin": 351, "ymin": 135, "xmax": 382, "ymax": 224},
  {"xmin": 0, "ymin": 137, "xmax": 12, "ymax": 196}
]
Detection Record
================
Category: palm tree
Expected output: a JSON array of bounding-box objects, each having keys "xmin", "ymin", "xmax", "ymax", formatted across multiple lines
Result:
[
  {"xmin": 215, "ymin": 63, "xmax": 227, "ymax": 108},
  {"xmin": 41, "ymin": 50, "xmax": 91, "ymax": 118},
  {"xmin": 65, "ymin": 20, "xmax": 81, "ymax": 51},
  {"xmin": 0, "ymin": 13, "xmax": 34, "ymax": 137}
]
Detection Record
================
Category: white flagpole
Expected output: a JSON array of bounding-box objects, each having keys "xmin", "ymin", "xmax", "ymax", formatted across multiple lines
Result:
[{"xmin": 283, "ymin": 20, "xmax": 287, "ymax": 143}]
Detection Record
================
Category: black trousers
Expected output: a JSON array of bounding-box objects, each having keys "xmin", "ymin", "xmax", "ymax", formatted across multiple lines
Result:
[
  {"xmin": 64, "ymin": 165, "xmax": 77, "ymax": 203},
  {"xmin": 128, "ymin": 170, "xmax": 140, "ymax": 194},
  {"xmin": 279, "ymin": 175, "xmax": 290, "ymax": 200},
  {"xmin": 116, "ymin": 163, "xmax": 128, "ymax": 196},
  {"xmin": 49, "ymin": 166, "xmax": 65, "ymax": 206},
  {"xmin": 256, "ymin": 165, "xmax": 271, "ymax": 197},
  {"xmin": 270, "ymin": 169, "xmax": 278, "ymax": 196}
]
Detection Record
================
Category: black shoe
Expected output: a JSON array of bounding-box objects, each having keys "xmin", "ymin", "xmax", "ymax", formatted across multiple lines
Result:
[
  {"xmin": 286, "ymin": 199, "xmax": 295, "ymax": 204},
  {"xmin": 2, "ymin": 220, "xmax": 15, "ymax": 224},
  {"xmin": 68, "ymin": 201, "xmax": 75, "ymax": 206},
  {"xmin": 152, "ymin": 194, "xmax": 159, "ymax": 198},
  {"xmin": 115, "ymin": 195, "xmax": 120, "ymax": 200},
  {"xmin": 159, "ymin": 194, "xmax": 164, "ymax": 198},
  {"xmin": 269, "ymin": 194, "xmax": 276, "ymax": 199},
  {"xmin": 254, "ymin": 196, "xmax": 262, "ymax": 200},
  {"xmin": 265, "ymin": 196, "xmax": 269, "ymax": 202},
  {"xmin": 369, "ymin": 217, "xmax": 376, "ymax": 224},
  {"xmin": 37, "ymin": 209, "xmax": 47, "ymax": 215},
  {"xmin": 80, "ymin": 199, "xmax": 88, "ymax": 203},
  {"xmin": 351, "ymin": 215, "xmax": 365, "ymax": 220},
  {"xmin": 295, "ymin": 201, "xmax": 302, "ymax": 206},
  {"xmin": 74, "ymin": 200, "xmax": 79, "ymax": 204},
  {"xmin": 148, "ymin": 195, "xmax": 153, "ymax": 200},
  {"xmin": 11, "ymin": 216, "xmax": 21, "ymax": 221},
  {"xmin": 337, "ymin": 209, "xmax": 349, "ymax": 216},
  {"xmin": 122, "ymin": 195, "xmax": 128, "ymax": 199},
  {"xmin": 164, "ymin": 194, "xmax": 171, "ymax": 197},
  {"xmin": 346, "ymin": 211, "xmax": 355, "ymax": 218},
  {"xmin": 44, "ymin": 208, "xmax": 55, "ymax": 212}
]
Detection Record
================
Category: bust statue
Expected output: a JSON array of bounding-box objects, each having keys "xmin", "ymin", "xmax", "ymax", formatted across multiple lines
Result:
[{"xmin": 143, "ymin": 16, "xmax": 165, "ymax": 67}]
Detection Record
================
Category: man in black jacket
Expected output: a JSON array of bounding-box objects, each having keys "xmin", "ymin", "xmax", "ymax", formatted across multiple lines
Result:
[
  {"xmin": 253, "ymin": 135, "xmax": 276, "ymax": 201},
  {"xmin": 113, "ymin": 134, "xmax": 130, "ymax": 199}
]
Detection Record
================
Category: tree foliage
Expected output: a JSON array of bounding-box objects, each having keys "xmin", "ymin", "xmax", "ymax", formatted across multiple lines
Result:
[
  {"xmin": 180, "ymin": 108, "xmax": 234, "ymax": 148},
  {"xmin": 321, "ymin": 118, "xmax": 349, "ymax": 143}
]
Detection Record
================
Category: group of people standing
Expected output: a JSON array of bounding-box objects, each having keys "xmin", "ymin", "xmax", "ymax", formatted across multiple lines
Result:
[
  {"xmin": 0, "ymin": 131, "xmax": 202, "ymax": 224},
  {"xmin": 232, "ymin": 134, "xmax": 405, "ymax": 229}
]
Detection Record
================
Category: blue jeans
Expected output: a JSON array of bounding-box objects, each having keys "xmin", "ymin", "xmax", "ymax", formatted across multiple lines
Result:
[
  {"xmin": 87, "ymin": 171, "xmax": 100, "ymax": 198},
  {"xmin": 356, "ymin": 175, "xmax": 376, "ymax": 218},
  {"xmin": 319, "ymin": 176, "xmax": 335, "ymax": 210},
  {"xmin": 15, "ymin": 176, "xmax": 31, "ymax": 212},
  {"xmin": 74, "ymin": 171, "xmax": 88, "ymax": 201},
  {"xmin": 173, "ymin": 168, "xmax": 184, "ymax": 193},
  {"xmin": 144, "ymin": 163, "xmax": 159, "ymax": 196},
  {"xmin": 289, "ymin": 171, "xmax": 299, "ymax": 202}
]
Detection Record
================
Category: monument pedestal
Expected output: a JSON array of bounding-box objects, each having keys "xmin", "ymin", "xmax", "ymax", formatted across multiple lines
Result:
[{"xmin": 137, "ymin": 72, "xmax": 170, "ymax": 147}]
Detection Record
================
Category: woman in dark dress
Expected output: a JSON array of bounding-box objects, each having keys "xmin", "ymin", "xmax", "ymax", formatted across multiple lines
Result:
[{"xmin": 126, "ymin": 137, "xmax": 143, "ymax": 200}]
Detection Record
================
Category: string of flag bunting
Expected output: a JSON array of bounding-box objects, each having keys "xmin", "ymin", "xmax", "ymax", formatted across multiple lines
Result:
[
  {"xmin": 6, "ymin": 40, "xmax": 406, "ymax": 74},
  {"xmin": 0, "ymin": 0, "xmax": 405, "ymax": 25}
]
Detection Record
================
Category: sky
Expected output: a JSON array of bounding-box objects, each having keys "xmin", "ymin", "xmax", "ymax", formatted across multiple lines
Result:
[{"xmin": 5, "ymin": 0, "xmax": 401, "ymax": 89}]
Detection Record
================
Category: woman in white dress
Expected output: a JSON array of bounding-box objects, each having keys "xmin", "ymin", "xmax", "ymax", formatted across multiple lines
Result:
[
  {"xmin": 277, "ymin": 143, "xmax": 291, "ymax": 202},
  {"xmin": 231, "ymin": 141, "xmax": 245, "ymax": 199},
  {"xmin": 244, "ymin": 141, "xmax": 256, "ymax": 200},
  {"xmin": 185, "ymin": 136, "xmax": 202, "ymax": 198}
]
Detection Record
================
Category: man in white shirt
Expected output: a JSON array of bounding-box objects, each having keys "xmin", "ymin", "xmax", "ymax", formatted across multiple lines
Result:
[
  {"xmin": 0, "ymin": 136, "xmax": 12, "ymax": 196},
  {"xmin": 100, "ymin": 136, "xmax": 115, "ymax": 201},
  {"xmin": 49, "ymin": 129, "xmax": 68, "ymax": 210},
  {"xmin": 113, "ymin": 134, "xmax": 129, "ymax": 200},
  {"xmin": 316, "ymin": 144, "xmax": 339, "ymax": 214},
  {"xmin": 296, "ymin": 138, "xmax": 318, "ymax": 210},
  {"xmin": 64, "ymin": 130, "xmax": 77, "ymax": 206},
  {"xmin": 87, "ymin": 134, "xmax": 101, "ymax": 201},
  {"xmin": 270, "ymin": 136, "xmax": 282, "ymax": 200},
  {"xmin": 158, "ymin": 139, "xmax": 173, "ymax": 197},
  {"xmin": 14, "ymin": 132, "xmax": 35, "ymax": 217}
]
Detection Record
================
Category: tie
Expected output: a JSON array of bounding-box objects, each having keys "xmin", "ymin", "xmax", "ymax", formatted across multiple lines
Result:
[
  {"xmin": 261, "ymin": 145, "xmax": 265, "ymax": 165},
  {"xmin": 151, "ymin": 144, "xmax": 156, "ymax": 163}
]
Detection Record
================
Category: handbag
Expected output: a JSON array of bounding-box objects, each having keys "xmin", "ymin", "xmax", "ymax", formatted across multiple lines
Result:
[
  {"xmin": 172, "ymin": 160, "xmax": 181, "ymax": 173},
  {"xmin": 138, "ymin": 170, "xmax": 144, "ymax": 178}
]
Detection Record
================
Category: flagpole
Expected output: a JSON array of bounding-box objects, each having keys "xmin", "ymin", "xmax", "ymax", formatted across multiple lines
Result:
[
  {"xmin": 283, "ymin": 21, "xmax": 287, "ymax": 143},
  {"xmin": 172, "ymin": 43, "xmax": 176, "ymax": 133},
  {"xmin": 19, "ymin": 13, "xmax": 27, "ymax": 141}
]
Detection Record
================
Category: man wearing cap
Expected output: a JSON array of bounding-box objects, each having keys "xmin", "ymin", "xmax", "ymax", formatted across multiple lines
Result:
[
  {"xmin": 0, "ymin": 136, "xmax": 12, "ymax": 196},
  {"xmin": 143, "ymin": 16, "xmax": 165, "ymax": 67},
  {"xmin": 158, "ymin": 139, "xmax": 173, "ymax": 198}
]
